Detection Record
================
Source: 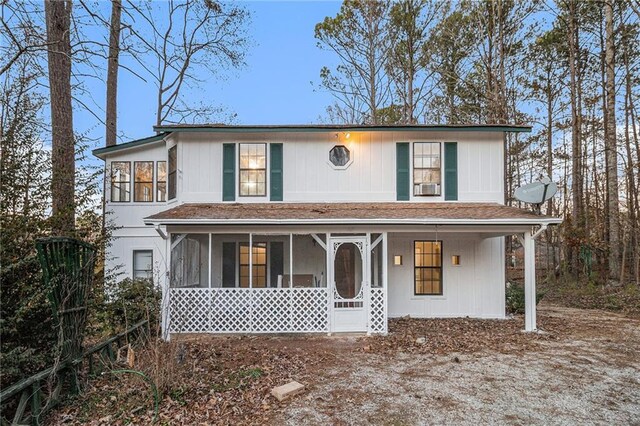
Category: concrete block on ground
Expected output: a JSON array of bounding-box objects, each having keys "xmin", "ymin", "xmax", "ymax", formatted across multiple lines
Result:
[{"xmin": 271, "ymin": 381, "xmax": 305, "ymax": 401}]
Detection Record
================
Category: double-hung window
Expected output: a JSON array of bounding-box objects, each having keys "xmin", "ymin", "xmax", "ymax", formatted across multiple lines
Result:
[
  {"xmin": 168, "ymin": 146, "xmax": 177, "ymax": 200},
  {"xmin": 239, "ymin": 143, "xmax": 266, "ymax": 196},
  {"xmin": 414, "ymin": 241, "xmax": 442, "ymax": 295},
  {"xmin": 133, "ymin": 250, "xmax": 153, "ymax": 279},
  {"xmin": 413, "ymin": 142, "xmax": 441, "ymax": 196},
  {"xmin": 111, "ymin": 162, "xmax": 131, "ymax": 202},
  {"xmin": 134, "ymin": 161, "xmax": 154, "ymax": 202},
  {"xmin": 156, "ymin": 161, "xmax": 167, "ymax": 202}
]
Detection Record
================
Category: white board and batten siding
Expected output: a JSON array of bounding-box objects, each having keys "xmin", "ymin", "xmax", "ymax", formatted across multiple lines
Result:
[
  {"xmin": 104, "ymin": 143, "xmax": 168, "ymax": 284},
  {"xmin": 173, "ymin": 130, "xmax": 504, "ymax": 204},
  {"xmin": 103, "ymin": 129, "xmax": 508, "ymax": 322},
  {"xmin": 387, "ymin": 233, "xmax": 506, "ymax": 319}
]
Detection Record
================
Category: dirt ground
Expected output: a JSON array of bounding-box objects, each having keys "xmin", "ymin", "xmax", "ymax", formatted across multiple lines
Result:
[
  {"xmin": 276, "ymin": 304, "xmax": 640, "ymax": 425},
  {"xmin": 46, "ymin": 303, "xmax": 640, "ymax": 425}
]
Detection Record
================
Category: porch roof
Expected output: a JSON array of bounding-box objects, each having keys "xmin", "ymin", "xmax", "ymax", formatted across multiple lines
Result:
[{"xmin": 144, "ymin": 202, "xmax": 561, "ymax": 227}]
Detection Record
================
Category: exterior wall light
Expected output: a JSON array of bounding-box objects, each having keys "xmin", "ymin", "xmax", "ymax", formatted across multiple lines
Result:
[
  {"xmin": 393, "ymin": 255, "xmax": 403, "ymax": 266},
  {"xmin": 452, "ymin": 255, "xmax": 461, "ymax": 266}
]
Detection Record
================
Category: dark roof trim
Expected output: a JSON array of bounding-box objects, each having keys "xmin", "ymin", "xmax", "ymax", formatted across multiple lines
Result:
[
  {"xmin": 152, "ymin": 124, "xmax": 532, "ymax": 133},
  {"xmin": 92, "ymin": 133, "xmax": 170, "ymax": 159}
]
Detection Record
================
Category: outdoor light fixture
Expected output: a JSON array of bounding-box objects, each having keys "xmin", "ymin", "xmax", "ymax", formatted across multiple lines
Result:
[
  {"xmin": 452, "ymin": 255, "xmax": 461, "ymax": 266},
  {"xmin": 344, "ymin": 132, "xmax": 351, "ymax": 139},
  {"xmin": 394, "ymin": 255, "xmax": 403, "ymax": 266}
]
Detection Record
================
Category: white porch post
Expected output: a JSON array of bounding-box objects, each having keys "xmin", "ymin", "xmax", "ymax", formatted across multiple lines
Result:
[
  {"xmin": 162, "ymin": 232, "xmax": 171, "ymax": 341},
  {"xmin": 524, "ymin": 230, "xmax": 537, "ymax": 332},
  {"xmin": 382, "ymin": 231, "xmax": 388, "ymax": 335}
]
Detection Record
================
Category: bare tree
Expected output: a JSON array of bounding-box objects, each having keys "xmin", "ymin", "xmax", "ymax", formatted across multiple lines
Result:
[
  {"xmin": 126, "ymin": 0, "xmax": 249, "ymax": 126},
  {"xmin": 105, "ymin": 0, "xmax": 122, "ymax": 147},
  {"xmin": 45, "ymin": 0, "xmax": 75, "ymax": 235},
  {"xmin": 315, "ymin": 0, "xmax": 392, "ymax": 124}
]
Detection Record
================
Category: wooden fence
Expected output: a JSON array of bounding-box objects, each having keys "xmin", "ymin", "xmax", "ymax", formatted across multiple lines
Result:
[{"xmin": 0, "ymin": 320, "xmax": 148, "ymax": 426}]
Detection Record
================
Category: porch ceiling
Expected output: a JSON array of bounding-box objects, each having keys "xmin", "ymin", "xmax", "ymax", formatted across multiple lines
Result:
[{"xmin": 144, "ymin": 202, "xmax": 561, "ymax": 228}]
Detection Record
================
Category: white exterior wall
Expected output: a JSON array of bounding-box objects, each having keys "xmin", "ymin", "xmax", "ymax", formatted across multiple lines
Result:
[
  {"xmin": 104, "ymin": 142, "xmax": 169, "ymax": 282},
  {"xmin": 387, "ymin": 233, "xmax": 506, "ymax": 319},
  {"xmin": 173, "ymin": 130, "xmax": 504, "ymax": 204}
]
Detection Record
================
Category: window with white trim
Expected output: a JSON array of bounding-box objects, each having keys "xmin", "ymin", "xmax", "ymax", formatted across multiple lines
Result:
[
  {"xmin": 413, "ymin": 142, "xmax": 441, "ymax": 196},
  {"xmin": 239, "ymin": 143, "xmax": 266, "ymax": 196},
  {"xmin": 134, "ymin": 161, "xmax": 154, "ymax": 202},
  {"xmin": 111, "ymin": 161, "xmax": 131, "ymax": 202},
  {"xmin": 133, "ymin": 250, "xmax": 153, "ymax": 279}
]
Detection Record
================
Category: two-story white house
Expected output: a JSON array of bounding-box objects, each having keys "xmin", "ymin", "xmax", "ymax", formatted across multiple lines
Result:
[{"xmin": 93, "ymin": 124, "xmax": 561, "ymax": 338}]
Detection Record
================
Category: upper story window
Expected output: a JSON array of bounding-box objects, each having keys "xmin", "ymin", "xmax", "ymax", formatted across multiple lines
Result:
[
  {"xmin": 168, "ymin": 146, "xmax": 177, "ymax": 200},
  {"xmin": 134, "ymin": 161, "xmax": 154, "ymax": 202},
  {"xmin": 329, "ymin": 145, "xmax": 350, "ymax": 167},
  {"xmin": 111, "ymin": 161, "xmax": 131, "ymax": 202},
  {"xmin": 156, "ymin": 161, "xmax": 167, "ymax": 202},
  {"xmin": 413, "ymin": 142, "xmax": 441, "ymax": 196},
  {"xmin": 239, "ymin": 143, "xmax": 266, "ymax": 196}
]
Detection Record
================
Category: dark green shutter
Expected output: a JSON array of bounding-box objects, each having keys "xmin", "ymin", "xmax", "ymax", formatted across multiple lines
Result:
[
  {"xmin": 270, "ymin": 143, "xmax": 283, "ymax": 201},
  {"xmin": 396, "ymin": 143, "xmax": 410, "ymax": 201},
  {"xmin": 222, "ymin": 143, "xmax": 235, "ymax": 201},
  {"xmin": 444, "ymin": 142, "xmax": 458, "ymax": 201}
]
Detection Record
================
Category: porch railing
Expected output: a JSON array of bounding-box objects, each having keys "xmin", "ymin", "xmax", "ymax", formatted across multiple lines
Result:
[
  {"xmin": 168, "ymin": 287, "xmax": 330, "ymax": 333},
  {"xmin": 168, "ymin": 286, "xmax": 387, "ymax": 334}
]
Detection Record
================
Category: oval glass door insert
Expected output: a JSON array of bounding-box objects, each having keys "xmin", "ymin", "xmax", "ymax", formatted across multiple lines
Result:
[{"xmin": 334, "ymin": 243, "xmax": 363, "ymax": 299}]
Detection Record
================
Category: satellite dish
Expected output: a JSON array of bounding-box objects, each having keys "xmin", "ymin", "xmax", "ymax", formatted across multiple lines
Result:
[{"xmin": 514, "ymin": 177, "xmax": 558, "ymax": 205}]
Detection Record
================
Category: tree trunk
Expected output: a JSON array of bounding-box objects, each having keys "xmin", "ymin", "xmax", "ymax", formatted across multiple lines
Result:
[
  {"xmin": 45, "ymin": 0, "xmax": 75, "ymax": 236},
  {"xmin": 568, "ymin": 0, "xmax": 582, "ymax": 273},
  {"xmin": 604, "ymin": 0, "xmax": 620, "ymax": 281},
  {"xmin": 105, "ymin": 0, "xmax": 122, "ymax": 147}
]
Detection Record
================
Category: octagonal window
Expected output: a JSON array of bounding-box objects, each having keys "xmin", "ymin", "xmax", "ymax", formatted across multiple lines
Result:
[{"xmin": 329, "ymin": 145, "xmax": 351, "ymax": 167}]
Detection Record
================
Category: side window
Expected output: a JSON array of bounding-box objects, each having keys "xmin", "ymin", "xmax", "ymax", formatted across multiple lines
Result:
[
  {"xmin": 239, "ymin": 143, "xmax": 266, "ymax": 196},
  {"xmin": 156, "ymin": 161, "xmax": 167, "ymax": 202},
  {"xmin": 111, "ymin": 161, "xmax": 131, "ymax": 202},
  {"xmin": 168, "ymin": 146, "xmax": 177, "ymax": 200},
  {"xmin": 134, "ymin": 161, "xmax": 154, "ymax": 202},
  {"xmin": 413, "ymin": 142, "xmax": 441, "ymax": 196},
  {"xmin": 133, "ymin": 250, "xmax": 153, "ymax": 279}
]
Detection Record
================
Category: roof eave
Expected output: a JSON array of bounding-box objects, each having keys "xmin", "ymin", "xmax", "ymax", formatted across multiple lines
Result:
[
  {"xmin": 92, "ymin": 133, "xmax": 170, "ymax": 159},
  {"xmin": 152, "ymin": 124, "xmax": 532, "ymax": 134},
  {"xmin": 143, "ymin": 217, "xmax": 562, "ymax": 226}
]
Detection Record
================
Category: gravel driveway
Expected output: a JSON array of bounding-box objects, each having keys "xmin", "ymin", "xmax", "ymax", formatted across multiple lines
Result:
[{"xmin": 276, "ymin": 305, "xmax": 640, "ymax": 425}]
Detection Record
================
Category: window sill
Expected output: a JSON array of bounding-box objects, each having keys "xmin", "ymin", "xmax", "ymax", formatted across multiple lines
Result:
[{"xmin": 411, "ymin": 295, "xmax": 446, "ymax": 301}]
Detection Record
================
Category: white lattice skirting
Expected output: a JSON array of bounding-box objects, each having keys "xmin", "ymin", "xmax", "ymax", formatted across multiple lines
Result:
[
  {"xmin": 169, "ymin": 287, "xmax": 331, "ymax": 333},
  {"xmin": 368, "ymin": 288, "xmax": 387, "ymax": 334}
]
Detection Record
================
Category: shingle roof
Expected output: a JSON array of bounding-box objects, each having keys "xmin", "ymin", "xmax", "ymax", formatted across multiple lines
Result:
[{"xmin": 144, "ymin": 202, "xmax": 559, "ymax": 225}]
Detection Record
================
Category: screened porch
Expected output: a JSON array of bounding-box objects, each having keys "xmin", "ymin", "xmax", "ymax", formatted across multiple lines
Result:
[{"xmin": 164, "ymin": 232, "xmax": 387, "ymax": 336}]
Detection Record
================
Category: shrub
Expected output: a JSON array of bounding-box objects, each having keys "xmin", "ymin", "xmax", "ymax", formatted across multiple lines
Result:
[
  {"xmin": 101, "ymin": 278, "xmax": 162, "ymax": 335},
  {"xmin": 505, "ymin": 283, "xmax": 545, "ymax": 314}
]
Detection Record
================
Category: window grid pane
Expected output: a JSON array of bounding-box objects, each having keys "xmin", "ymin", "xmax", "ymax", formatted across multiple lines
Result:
[
  {"xmin": 134, "ymin": 161, "xmax": 154, "ymax": 202},
  {"xmin": 239, "ymin": 242, "xmax": 267, "ymax": 288},
  {"xmin": 239, "ymin": 143, "xmax": 267, "ymax": 196},
  {"xmin": 111, "ymin": 162, "xmax": 131, "ymax": 202},
  {"xmin": 414, "ymin": 241, "xmax": 442, "ymax": 295},
  {"xmin": 413, "ymin": 142, "xmax": 441, "ymax": 196},
  {"xmin": 168, "ymin": 146, "xmax": 177, "ymax": 200},
  {"xmin": 157, "ymin": 161, "xmax": 167, "ymax": 202}
]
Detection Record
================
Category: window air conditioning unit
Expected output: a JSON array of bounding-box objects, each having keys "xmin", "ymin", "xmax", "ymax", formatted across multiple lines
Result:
[{"xmin": 417, "ymin": 183, "xmax": 440, "ymax": 196}]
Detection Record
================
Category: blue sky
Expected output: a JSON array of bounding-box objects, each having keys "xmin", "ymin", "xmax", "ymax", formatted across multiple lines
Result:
[{"xmin": 84, "ymin": 1, "xmax": 343, "ymax": 145}]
